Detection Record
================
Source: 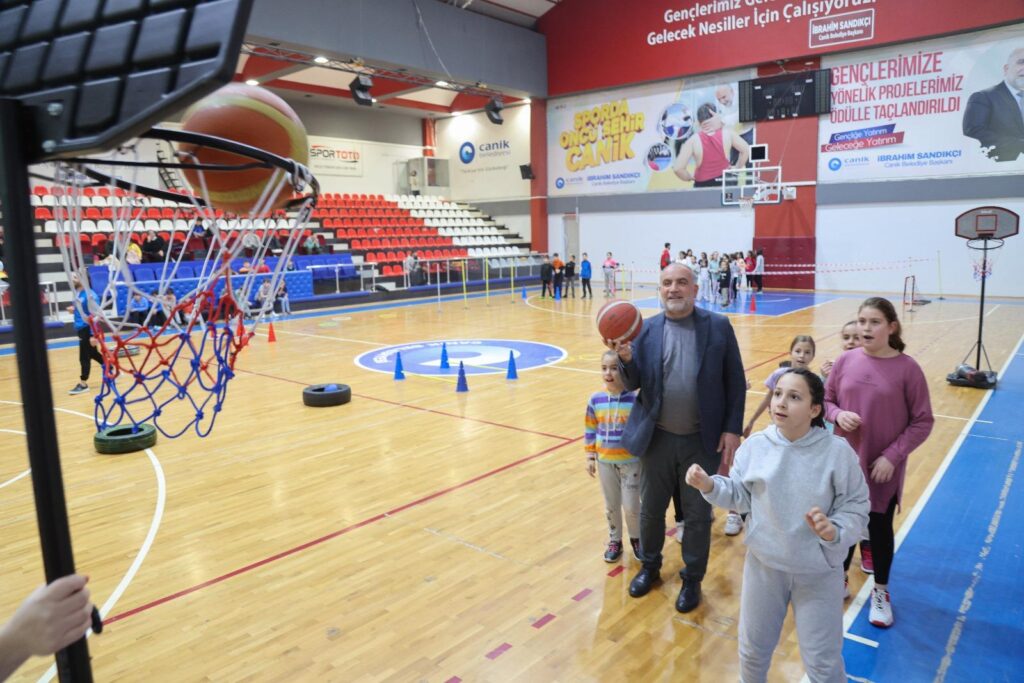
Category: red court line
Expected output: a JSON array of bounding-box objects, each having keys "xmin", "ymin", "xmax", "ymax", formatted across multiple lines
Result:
[
  {"xmin": 104, "ymin": 437, "xmax": 582, "ymax": 626},
  {"xmin": 607, "ymin": 566, "xmax": 625, "ymax": 577},
  {"xmin": 571, "ymin": 588, "xmax": 592, "ymax": 601},
  {"xmin": 444, "ymin": 677, "xmax": 462, "ymax": 683},
  {"xmin": 532, "ymin": 613, "xmax": 556, "ymax": 629},
  {"xmin": 742, "ymin": 330, "xmax": 841, "ymax": 375},
  {"xmin": 239, "ymin": 368, "xmax": 573, "ymax": 442},
  {"xmin": 485, "ymin": 643, "xmax": 512, "ymax": 660}
]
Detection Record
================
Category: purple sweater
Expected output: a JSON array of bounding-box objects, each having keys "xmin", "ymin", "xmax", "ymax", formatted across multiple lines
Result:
[{"xmin": 824, "ymin": 348, "xmax": 934, "ymax": 513}]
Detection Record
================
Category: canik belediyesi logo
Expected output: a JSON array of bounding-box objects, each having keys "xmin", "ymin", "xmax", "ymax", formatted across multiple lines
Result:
[
  {"xmin": 555, "ymin": 177, "xmax": 566, "ymax": 189},
  {"xmin": 459, "ymin": 142, "xmax": 475, "ymax": 164},
  {"xmin": 828, "ymin": 158, "xmax": 842, "ymax": 171}
]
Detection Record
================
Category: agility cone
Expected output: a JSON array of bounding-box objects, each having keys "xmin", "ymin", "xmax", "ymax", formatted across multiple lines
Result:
[
  {"xmin": 521, "ymin": 287, "xmax": 527, "ymax": 300},
  {"xmin": 440, "ymin": 342, "xmax": 450, "ymax": 370},
  {"xmin": 749, "ymin": 293, "xmax": 757, "ymax": 313},
  {"xmin": 267, "ymin": 321, "xmax": 277, "ymax": 343},
  {"xmin": 554, "ymin": 286, "xmax": 561, "ymax": 301},
  {"xmin": 506, "ymin": 351, "xmax": 518, "ymax": 380},
  {"xmin": 456, "ymin": 361, "xmax": 469, "ymax": 392},
  {"xmin": 393, "ymin": 352, "xmax": 406, "ymax": 380}
]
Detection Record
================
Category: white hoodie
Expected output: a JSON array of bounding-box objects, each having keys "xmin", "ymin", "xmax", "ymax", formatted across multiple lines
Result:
[{"xmin": 704, "ymin": 424, "xmax": 869, "ymax": 574}]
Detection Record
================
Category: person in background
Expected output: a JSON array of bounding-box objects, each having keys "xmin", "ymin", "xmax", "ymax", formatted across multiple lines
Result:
[
  {"xmin": 660, "ymin": 243, "xmax": 672, "ymax": 270},
  {"xmin": 255, "ymin": 258, "xmax": 271, "ymax": 274},
  {"xmin": 580, "ymin": 253, "xmax": 593, "ymax": 299},
  {"xmin": 552, "ymin": 253, "xmax": 565, "ymax": 296},
  {"xmin": 302, "ymin": 233, "xmax": 321, "ymax": 255},
  {"xmin": 602, "ymin": 252, "xmax": 618, "ymax": 297},
  {"xmin": 276, "ymin": 280, "xmax": 291, "ymax": 315},
  {"xmin": 752, "ymin": 248, "xmax": 765, "ymax": 293},
  {"xmin": 564, "ymin": 255, "xmax": 578, "ymax": 298},
  {"xmin": 67, "ymin": 273, "xmax": 104, "ymax": 396},
  {"xmin": 141, "ymin": 230, "xmax": 165, "ymax": 263},
  {"xmin": 540, "ymin": 256, "xmax": 554, "ymax": 298}
]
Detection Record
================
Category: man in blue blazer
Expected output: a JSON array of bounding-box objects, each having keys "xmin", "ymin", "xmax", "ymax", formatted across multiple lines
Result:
[
  {"xmin": 609, "ymin": 263, "xmax": 746, "ymax": 612},
  {"xmin": 962, "ymin": 48, "xmax": 1024, "ymax": 162}
]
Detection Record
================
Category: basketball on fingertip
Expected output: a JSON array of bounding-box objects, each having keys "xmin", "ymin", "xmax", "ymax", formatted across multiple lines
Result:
[
  {"xmin": 596, "ymin": 300, "xmax": 643, "ymax": 343},
  {"xmin": 178, "ymin": 84, "xmax": 308, "ymax": 214}
]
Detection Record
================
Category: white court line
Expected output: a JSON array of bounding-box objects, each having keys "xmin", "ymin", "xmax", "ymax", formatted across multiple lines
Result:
[
  {"xmin": 0, "ymin": 401, "xmax": 166, "ymax": 683},
  {"xmin": 968, "ymin": 434, "xmax": 1009, "ymax": 442},
  {"xmin": 802, "ymin": 330, "xmax": 1024, "ymax": 683},
  {"xmin": 0, "ymin": 428, "xmax": 31, "ymax": 490},
  {"xmin": 522, "ymin": 294, "xmax": 591, "ymax": 318},
  {"xmin": 844, "ymin": 632, "xmax": 879, "ymax": 648},
  {"xmin": 934, "ymin": 413, "xmax": 992, "ymax": 424},
  {"xmin": 254, "ymin": 328, "xmax": 384, "ymax": 346}
]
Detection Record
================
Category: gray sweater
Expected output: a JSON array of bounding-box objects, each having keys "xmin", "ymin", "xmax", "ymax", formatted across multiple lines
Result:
[{"xmin": 703, "ymin": 425, "xmax": 869, "ymax": 574}]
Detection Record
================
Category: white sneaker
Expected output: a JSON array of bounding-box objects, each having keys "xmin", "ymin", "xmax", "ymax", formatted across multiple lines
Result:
[
  {"xmin": 724, "ymin": 512, "xmax": 744, "ymax": 536},
  {"xmin": 674, "ymin": 521, "xmax": 684, "ymax": 544},
  {"xmin": 869, "ymin": 588, "xmax": 893, "ymax": 628}
]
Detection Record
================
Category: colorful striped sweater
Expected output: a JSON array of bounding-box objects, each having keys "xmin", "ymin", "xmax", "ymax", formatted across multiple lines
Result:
[{"xmin": 584, "ymin": 390, "xmax": 638, "ymax": 463}]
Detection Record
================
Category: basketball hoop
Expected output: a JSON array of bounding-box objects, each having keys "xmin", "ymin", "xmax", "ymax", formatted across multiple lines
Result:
[
  {"xmin": 46, "ymin": 127, "xmax": 319, "ymax": 437},
  {"xmin": 739, "ymin": 196, "xmax": 754, "ymax": 217}
]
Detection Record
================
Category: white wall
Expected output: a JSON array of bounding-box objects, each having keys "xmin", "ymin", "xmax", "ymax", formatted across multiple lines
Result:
[
  {"xmin": 435, "ymin": 105, "xmax": 531, "ymax": 202},
  {"xmin": 817, "ymin": 199, "xmax": 1024, "ymax": 298},
  {"xmin": 491, "ymin": 213, "xmax": 531, "ymax": 243},
  {"xmin": 549, "ymin": 208, "xmax": 755, "ymax": 280}
]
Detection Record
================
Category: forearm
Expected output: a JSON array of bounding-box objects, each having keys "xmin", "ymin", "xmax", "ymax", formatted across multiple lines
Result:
[
  {"xmin": 619, "ymin": 357, "xmax": 641, "ymax": 391},
  {"xmin": 0, "ymin": 623, "xmax": 30, "ymax": 681},
  {"xmin": 703, "ymin": 474, "xmax": 751, "ymax": 513}
]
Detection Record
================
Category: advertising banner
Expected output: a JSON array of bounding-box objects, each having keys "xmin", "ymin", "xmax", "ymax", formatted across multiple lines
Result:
[
  {"xmin": 819, "ymin": 24, "xmax": 1024, "ymax": 181},
  {"xmin": 547, "ymin": 69, "xmax": 755, "ymax": 196},
  {"xmin": 307, "ymin": 136, "xmax": 363, "ymax": 177},
  {"xmin": 436, "ymin": 105, "xmax": 532, "ymax": 201},
  {"xmin": 539, "ymin": 0, "xmax": 1023, "ymax": 96}
]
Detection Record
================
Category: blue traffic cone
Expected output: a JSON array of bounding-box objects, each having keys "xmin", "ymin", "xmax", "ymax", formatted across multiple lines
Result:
[
  {"xmin": 393, "ymin": 352, "xmax": 405, "ymax": 380},
  {"xmin": 456, "ymin": 361, "xmax": 469, "ymax": 392},
  {"xmin": 521, "ymin": 287, "xmax": 527, "ymax": 300},
  {"xmin": 554, "ymin": 286, "xmax": 561, "ymax": 301},
  {"xmin": 440, "ymin": 342, "xmax": 450, "ymax": 370},
  {"xmin": 506, "ymin": 351, "xmax": 518, "ymax": 380}
]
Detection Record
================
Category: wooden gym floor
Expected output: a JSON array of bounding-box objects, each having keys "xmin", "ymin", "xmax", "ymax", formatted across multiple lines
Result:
[{"xmin": 2, "ymin": 287, "xmax": 1022, "ymax": 682}]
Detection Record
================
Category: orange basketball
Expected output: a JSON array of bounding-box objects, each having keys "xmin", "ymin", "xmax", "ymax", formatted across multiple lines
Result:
[
  {"xmin": 596, "ymin": 300, "xmax": 643, "ymax": 343},
  {"xmin": 178, "ymin": 84, "xmax": 308, "ymax": 214}
]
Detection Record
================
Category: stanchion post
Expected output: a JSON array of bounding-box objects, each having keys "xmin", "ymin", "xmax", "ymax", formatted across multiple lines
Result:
[
  {"xmin": 484, "ymin": 258, "xmax": 490, "ymax": 305},
  {"xmin": 510, "ymin": 256, "xmax": 516, "ymax": 302},
  {"xmin": 462, "ymin": 258, "xmax": 468, "ymax": 308},
  {"xmin": 936, "ymin": 250, "xmax": 945, "ymax": 300}
]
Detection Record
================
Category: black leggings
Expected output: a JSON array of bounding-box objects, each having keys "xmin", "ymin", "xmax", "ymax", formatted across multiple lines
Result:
[
  {"xmin": 78, "ymin": 326, "xmax": 103, "ymax": 382},
  {"xmin": 844, "ymin": 496, "xmax": 896, "ymax": 584},
  {"xmin": 581, "ymin": 278, "xmax": 593, "ymax": 297}
]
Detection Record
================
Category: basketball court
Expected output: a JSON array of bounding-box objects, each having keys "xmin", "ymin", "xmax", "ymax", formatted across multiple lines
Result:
[{"xmin": 1, "ymin": 1, "xmax": 1023, "ymax": 682}]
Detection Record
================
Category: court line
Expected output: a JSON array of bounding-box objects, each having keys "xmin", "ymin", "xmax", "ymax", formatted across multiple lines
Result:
[
  {"xmin": 238, "ymin": 368, "xmax": 575, "ymax": 442},
  {"xmin": 824, "ymin": 330, "xmax": 1024, "ymax": 683},
  {"xmin": 0, "ymin": 428, "xmax": 31, "ymax": 490},
  {"xmin": 103, "ymin": 436, "xmax": 584, "ymax": 626},
  {"xmin": 844, "ymin": 632, "xmax": 879, "ymax": 648}
]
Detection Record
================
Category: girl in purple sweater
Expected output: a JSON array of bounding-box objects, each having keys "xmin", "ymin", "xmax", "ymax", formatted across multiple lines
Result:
[{"xmin": 824, "ymin": 297, "xmax": 934, "ymax": 628}]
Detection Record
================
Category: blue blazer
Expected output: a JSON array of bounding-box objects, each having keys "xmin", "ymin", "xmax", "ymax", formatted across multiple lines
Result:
[
  {"xmin": 962, "ymin": 82, "xmax": 1024, "ymax": 162},
  {"xmin": 619, "ymin": 307, "xmax": 746, "ymax": 459}
]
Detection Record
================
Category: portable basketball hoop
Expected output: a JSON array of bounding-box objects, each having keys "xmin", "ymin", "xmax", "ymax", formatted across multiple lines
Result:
[
  {"xmin": 947, "ymin": 207, "xmax": 1019, "ymax": 389},
  {"xmin": 47, "ymin": 127, "xmax": 318, "ymax": 438},
  {"xmin": 0, "ymin": 1, "xmax": 256, "ymax": 678}
]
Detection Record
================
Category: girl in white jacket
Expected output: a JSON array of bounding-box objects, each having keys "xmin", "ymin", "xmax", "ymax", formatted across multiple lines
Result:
[{"xmin": 686, "ymin": 367, "xmax": 869, "ymax": 683}]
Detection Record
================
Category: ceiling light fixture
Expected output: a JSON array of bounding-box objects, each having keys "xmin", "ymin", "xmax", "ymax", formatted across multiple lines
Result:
[
  {"xmin": 245, "ymin": 79, "xmax": 259, "ymax": 86},
  {"xmin": 314, "ymin": 56, "xmax": 329, "ymax": 64}
]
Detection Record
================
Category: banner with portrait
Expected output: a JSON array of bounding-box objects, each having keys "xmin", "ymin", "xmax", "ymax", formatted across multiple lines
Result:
[
  {"xmin": 547, "ymin": 69, "xmax": 756, "ymax": 196},
  {"xmin": 818, "ymin": 24, "xmax": 1024, "ymax": 182}
]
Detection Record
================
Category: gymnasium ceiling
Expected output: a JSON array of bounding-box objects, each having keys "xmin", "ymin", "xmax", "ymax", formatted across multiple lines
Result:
[{"xmin": 235, "ymin": 0, "xmax": 557, "ymax": 119}]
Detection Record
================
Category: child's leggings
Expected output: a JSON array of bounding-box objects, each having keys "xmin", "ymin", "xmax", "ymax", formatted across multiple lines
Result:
[{"xmin": 597, "ymin": 460, "xmax": 641, "ymax": 542}]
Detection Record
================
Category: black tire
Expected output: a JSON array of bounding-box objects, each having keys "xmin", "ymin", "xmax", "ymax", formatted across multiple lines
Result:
[
  {"xmin": 302, "ymin": 383, "xmax": 352, "ymax": 407},
  {"xmin": 94, "ymin": 423, "xmax": 158, "ymax": 455}
]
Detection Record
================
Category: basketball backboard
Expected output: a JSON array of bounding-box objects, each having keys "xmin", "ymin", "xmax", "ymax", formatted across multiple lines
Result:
[
  {"xmin": 0, "ymin": 0, "xmax": 254, "ymax": 162},
  {"xmin": 722, "ymin": 165, "xmax": 783, "ymax": 206},
  {"xmin": 955, "ymin": 206, "xmax": 1020, "ymax": 240}
]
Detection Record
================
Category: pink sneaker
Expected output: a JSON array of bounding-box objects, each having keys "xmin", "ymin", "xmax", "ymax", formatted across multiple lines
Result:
[{"xmin": 860, "ymin": 545, "xmax": 874, "ymax": 575}]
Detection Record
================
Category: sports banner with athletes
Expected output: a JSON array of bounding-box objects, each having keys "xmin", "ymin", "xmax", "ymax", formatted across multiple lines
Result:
[
  {"xmin": 547, "ymin": 69, "xmax": 756, "ymax": 196},
  {"xmin": 818, "ymin": 24, "xmax": 1024, "ymax": 182}
]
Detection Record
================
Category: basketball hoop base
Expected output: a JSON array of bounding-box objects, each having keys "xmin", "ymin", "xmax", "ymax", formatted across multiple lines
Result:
[{"xmin": 946, "ymin": 365, "xmax": 997, "ymax": 389}]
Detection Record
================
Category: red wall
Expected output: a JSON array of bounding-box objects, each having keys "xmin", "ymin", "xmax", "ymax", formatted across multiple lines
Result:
[
  {"xmin": 530, "ymin": 100, "xmax": 548, "ymax": 252},
  {"xmin": 539, "ymin": 1, "xmax": 1024, "ymax": 96}
]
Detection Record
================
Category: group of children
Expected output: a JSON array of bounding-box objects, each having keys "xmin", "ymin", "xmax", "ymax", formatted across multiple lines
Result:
[
  {"xmin": 585, "ymin": 296, "xmax": 934, "ymax": 681},
  {"xmin": 539, "ymin": 252, "xmax": 610, "ymax": 299}
]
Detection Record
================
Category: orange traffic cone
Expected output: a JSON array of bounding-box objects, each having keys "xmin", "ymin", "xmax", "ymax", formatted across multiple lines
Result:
[
  {"xmin": 749, "ymin": 293, "xmax": 757, "ymax": 313},
  {"xmin": 267, "ymin": 321, "xmax": 277, "ymax": 343}
]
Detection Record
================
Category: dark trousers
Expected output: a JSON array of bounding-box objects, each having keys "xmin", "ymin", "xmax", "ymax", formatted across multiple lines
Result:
[
  {"xmin": 752, "ymin": 274, "xmax": 763, "ymax": 292},
  {"xmin": 640, "ymin": 429, "xmax": 718, "ymax": 581},
  {"xmin": 581, "ymin": 278, "xmax": 593, "ymax": 297},
  {"xmin": 541, "ymin": 279, "xmax": 553, "ymax": 297},
  {"xmin": 77, "ymin": 326, "xmax": 103, "ymax": 382},
  {"xmin": 844, "ymin": 496, "xmax": 896, "ymax": 584},
  {"xmin": 553, "ymin": 273, "xmax": 564, "ymax": 294}
]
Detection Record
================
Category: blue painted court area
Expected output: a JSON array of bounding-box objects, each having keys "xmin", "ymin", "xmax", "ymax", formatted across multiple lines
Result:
[
  {"xmin": 841, "ymin": 340, "xmax": 1024, "ymax": 682},
  {"xmin": 632, "ymin": 290, "xmax": 845, "ymax": 317}
]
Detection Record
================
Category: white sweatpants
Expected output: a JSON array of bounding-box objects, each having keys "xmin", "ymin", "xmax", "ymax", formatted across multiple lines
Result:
[
  {"xmin": 739, "ymin": 551, "xmax": 847, "ymax": 683},
  {"xmin": 597, "ymin": 460, "xmax": 641, "ymax": 541}
]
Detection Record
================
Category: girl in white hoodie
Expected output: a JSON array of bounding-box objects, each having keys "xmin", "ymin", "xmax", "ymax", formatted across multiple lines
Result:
[{"xmin": 686, "ymin": 367, "xmax": 869, "ymax": 683}]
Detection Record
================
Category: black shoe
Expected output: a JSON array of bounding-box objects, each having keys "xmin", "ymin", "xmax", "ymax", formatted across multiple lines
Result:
[
  {"xmin": 628, "ymin": 568, "xmax": 660, "ymax": 598},
  {"xmin": 676, "ymin": 580, "xmax": 702, "ymax": 613}
]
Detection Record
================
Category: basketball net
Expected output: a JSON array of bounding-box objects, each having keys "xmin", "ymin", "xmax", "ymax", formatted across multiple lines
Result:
[
  {"xmin": 46, "ymin": 128, "xmax": 318, "ymax": 438},
  {"xmin": 967, "ymin": 237, "xmax": 1001, "ymax": 282},
  {"xmin": 739, "ymin": 196, "xmax": 754, "ymax": 217}
]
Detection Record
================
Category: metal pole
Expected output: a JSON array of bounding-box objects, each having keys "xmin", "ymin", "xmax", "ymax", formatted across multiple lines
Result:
[
  {"xmin": 510, "ymin": 257, "xmax": 516, "ymax": 302},
  {"xmin": 462, "ymin": 259, "xmax": 468, "ymax": 308},
  {"xmin": 975, "ymin": 239, "xmax": 989, "ymax": 370},
  {"xmin": 484, "ymin": 258, "xmax": 489, "ymax": 305},
  {"xmin": 0, "ymin": 98, "xmax": 95, "ymax": 681},
  {"xmin": 936, "ymin": 249, "xmax": 945, "ymax": 300}
]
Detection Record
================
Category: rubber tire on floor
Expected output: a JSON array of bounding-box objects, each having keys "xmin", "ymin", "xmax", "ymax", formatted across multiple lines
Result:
[
  {"xmin": 302, "ymin": 383, "xmax": 352, "ymax": 407},
  {"xmin": 94, "ymin": 423, "xmax": 158, "ymax": 455}
]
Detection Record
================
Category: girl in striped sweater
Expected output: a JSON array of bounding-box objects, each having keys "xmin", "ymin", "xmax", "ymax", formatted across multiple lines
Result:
[{"xmin": 585, "ymin": 350, "xmax": 641, "ymax": 563}]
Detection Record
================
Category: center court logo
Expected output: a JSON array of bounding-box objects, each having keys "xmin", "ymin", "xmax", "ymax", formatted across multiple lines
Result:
[
  {"xmin": 459, "ymin": 142, "xmax": 475, "ymax": 164},
  {"xmin": 355, "ymin": 339, "xmax": 567, "ymax": 376},
  {"xmin": 828, "ymin": 158, "xmax": 842, "ymax": 171}
]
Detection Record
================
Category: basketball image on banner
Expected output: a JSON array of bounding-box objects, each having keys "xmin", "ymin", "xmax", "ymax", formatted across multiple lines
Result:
[
  {"xmin": 547, "ymin": 69, "xmax": 756, "ymax": 196},
  {"xmin": 355, "ymin": 340, "xmax": 567, "ymax": 376}
]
